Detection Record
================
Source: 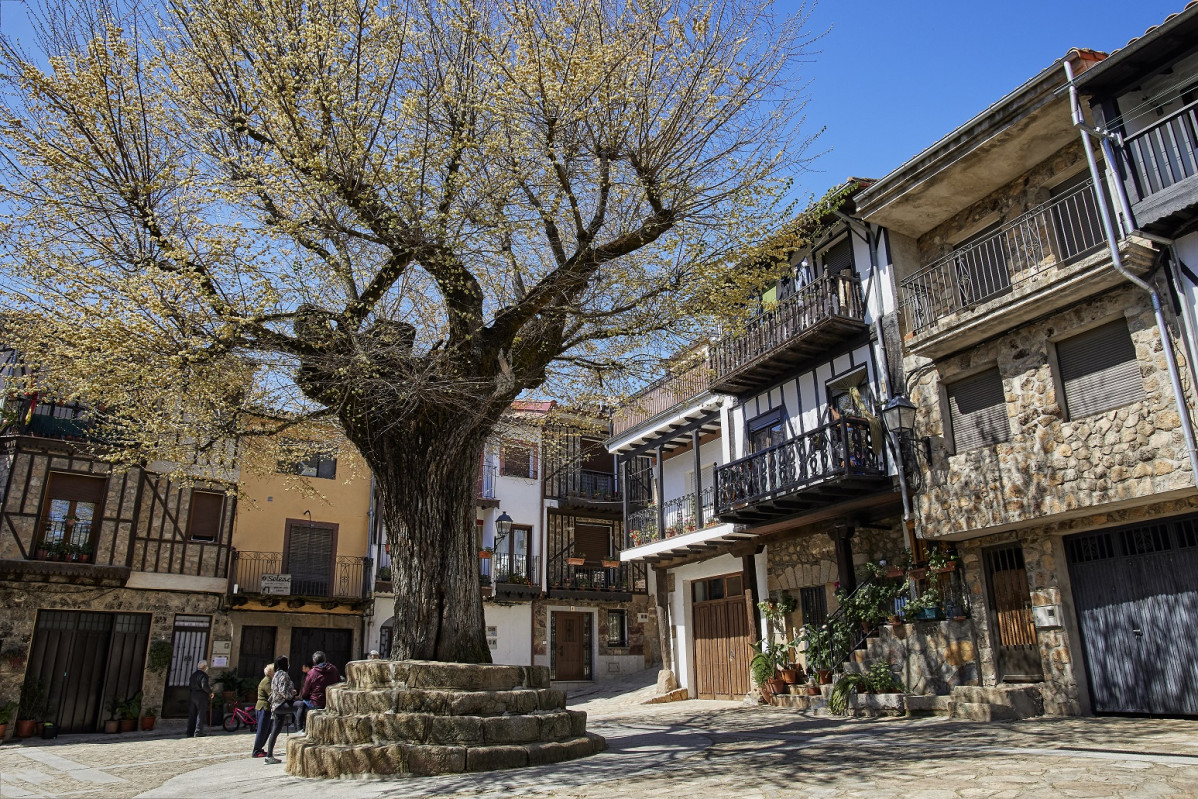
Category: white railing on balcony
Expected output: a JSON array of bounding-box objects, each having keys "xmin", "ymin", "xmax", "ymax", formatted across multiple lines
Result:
[{"xmin": 899, "ymin": 180, "xmax": 1105, "ymax": 334}]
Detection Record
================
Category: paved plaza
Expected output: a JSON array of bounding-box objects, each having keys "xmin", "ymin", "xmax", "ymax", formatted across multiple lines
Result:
[{"xmin": 2, "ymin": 677, "xmax": 1197, "ymax": 798}]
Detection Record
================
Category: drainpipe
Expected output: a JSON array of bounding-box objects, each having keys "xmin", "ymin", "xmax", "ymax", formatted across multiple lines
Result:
[{"xmin": 1065, "ymin": 58, "xmax": 1198, "ymax": 486}]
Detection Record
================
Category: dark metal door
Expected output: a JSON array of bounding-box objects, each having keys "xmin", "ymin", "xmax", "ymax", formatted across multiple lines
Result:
[
  {"xmin": 554, "ymin": 613, "xmax": 587, "ymax": 681},
  {"xmin": 27, "ymin": 611, "xmax": 150, "ymax": 733},
  {"xmin": 288, "ymin": 627, "xmax": 353, "ymax": 687},
  {"xmin": 237, "ymin": 625, "xmax": 277, "ymax": 682},
  {"xmin": 983, "ymin": 545, "xmax": 1041, "ymax": 682},
  {"xmin": 164, "ymin": 615, "xmax": 210, "ymax": 717},
  {"xmin": 1066, "ymin": 519, "xmax": 1198, "ymax": 716}
]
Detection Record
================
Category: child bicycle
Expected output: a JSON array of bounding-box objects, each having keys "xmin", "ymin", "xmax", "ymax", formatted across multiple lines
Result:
[{"xmin": 222, "ymin": 699, "xmax": 258, "ymax": 732}]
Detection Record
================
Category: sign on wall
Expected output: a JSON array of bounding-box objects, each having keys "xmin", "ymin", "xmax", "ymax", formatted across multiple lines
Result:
[
  {"xmin": 260, "ymin": 574, "xmax": 292, "ymax": 595},
  {"xmin": 486, "ymin": 625, "xmax": 498, "ymax": 650}
]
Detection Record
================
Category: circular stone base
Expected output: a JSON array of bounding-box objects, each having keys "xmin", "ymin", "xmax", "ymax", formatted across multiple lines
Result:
[{"xmin": 286, "ymin": 660, "xmax": 605, "ymax": 777}]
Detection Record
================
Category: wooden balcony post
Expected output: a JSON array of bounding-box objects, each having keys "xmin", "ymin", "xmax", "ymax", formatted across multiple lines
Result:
[
  {"xmin": 655, "ymin": 445, "xmax": 665, "ymax": 539},
  {"xmin": 692, "ymin": 428, "xmax": 703, "ymax": 529},
  {"xmin": 654, "ymin": 566, "xmax": 674, "ymax": 674},
  {"xmin": 620, "ymin": 457, "xmax": 630, "ymax": 542},
  {"xmin": 833, "ymin": 523, "xmax": 857, "ymax": 595}
]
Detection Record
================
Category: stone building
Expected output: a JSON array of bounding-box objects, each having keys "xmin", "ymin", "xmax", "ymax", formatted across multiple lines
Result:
[
  {"xmin": 857, "ymin": 39, "xmax": 1198, "ymax": 716},
  {"xmin": 607, "ymin": 186, "xmax": 911, "ymax": 700},
  {"xmin": 0, "ymin": 390, "xmax": 237, "ymax": 733}
]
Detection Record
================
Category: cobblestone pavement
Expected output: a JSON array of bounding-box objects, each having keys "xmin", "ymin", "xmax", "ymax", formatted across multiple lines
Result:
[{"xmin": 2, "ymin": 677, "xmax": 1197, "ymax": 799}]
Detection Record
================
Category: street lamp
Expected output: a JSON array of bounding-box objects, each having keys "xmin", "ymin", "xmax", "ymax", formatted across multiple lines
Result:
[
  {"xmin": 494, "ymin": 510, "xmax": 513, "ymax": 543},
  {"xmin": 881, "ymin": 394, "xmax": 918, "ymax": 434}
]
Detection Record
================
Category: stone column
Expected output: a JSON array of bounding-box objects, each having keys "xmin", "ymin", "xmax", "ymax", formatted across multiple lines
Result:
[{"xmin": 653, "ymin": 566, "xmax": 678, "ymax": 694}]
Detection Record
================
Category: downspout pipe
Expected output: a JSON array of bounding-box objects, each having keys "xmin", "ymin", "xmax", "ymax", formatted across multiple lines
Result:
[
  {"xmin": 1065, "ymin": 58, "xmax": 1198, "ymax": 487},
  {"xmin": 836, "ymin": 210, "xmax": 916, "ymax": 553}
]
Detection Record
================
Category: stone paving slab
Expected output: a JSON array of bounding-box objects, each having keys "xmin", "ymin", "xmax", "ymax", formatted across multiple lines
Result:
[{"xmin": 2, "ymin": 681, "xmax": 1198, "ymax": 798}]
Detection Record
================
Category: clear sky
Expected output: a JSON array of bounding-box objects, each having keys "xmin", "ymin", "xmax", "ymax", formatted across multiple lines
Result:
[{"xmin": 792, "ymin": 0, "xmax": 1189, "ymax": 199}]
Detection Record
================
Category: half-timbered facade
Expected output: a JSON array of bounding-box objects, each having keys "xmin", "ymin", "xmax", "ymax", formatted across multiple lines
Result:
[{"xmin": 0, "ymin": 395, "xmax": 237, "ymax": 732}]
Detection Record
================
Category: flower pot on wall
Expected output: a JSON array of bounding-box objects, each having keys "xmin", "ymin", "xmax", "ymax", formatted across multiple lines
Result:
[
  {"xmin": 140, "ymin": 715, "xmax": 156, "ymax": 731},
  {"xmin": 566, "ymin": 557, "xmax": 585, "ymax": 566},
  {"xmin": 118, "ymin": 718, "xmax": 136, "ymax": 733},
  {"xmin": 104, "ymin": 719, "xmax": 119, "ymax": 734},
  {"xmin": 16, "ymin": 719, "xmax": 36, "ymax": 738}
]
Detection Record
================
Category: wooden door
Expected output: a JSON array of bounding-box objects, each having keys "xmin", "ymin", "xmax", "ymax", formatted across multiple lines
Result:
[
  {"xmin": 984, "ymin": 545, "xmax": 1041, "ymax": 682},
  {"xmin": 693, "ymin": 574, "xmax": 753, "ymax": 700},
  {"xmin": 554, "ymin": 612, "xmax": 587, "ymax": 681},
  {"xmin": 289, "ymin": 627, "xmax": 353, "ymax": 687}
]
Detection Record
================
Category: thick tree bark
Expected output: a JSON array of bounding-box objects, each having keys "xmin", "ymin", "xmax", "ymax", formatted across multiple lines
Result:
[{"xmin": 340, "ymin": 398, "xmax": 507, "ymax": 664}]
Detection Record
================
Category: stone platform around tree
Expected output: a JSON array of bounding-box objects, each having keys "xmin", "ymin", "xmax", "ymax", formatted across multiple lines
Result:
[{"xmin": 286, "ymin": 660, "xmax": 606, "ymax": 777}]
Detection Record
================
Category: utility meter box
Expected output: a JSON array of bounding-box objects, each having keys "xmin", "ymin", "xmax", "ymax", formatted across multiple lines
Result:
[{"xmin": 1031, "ymin": 604, "xmax": 1063, "ymax": 629}]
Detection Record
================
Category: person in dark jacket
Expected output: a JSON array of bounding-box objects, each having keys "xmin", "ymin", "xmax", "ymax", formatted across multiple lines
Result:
[
  {"xmin": 185, "ymin": 659, "xmax": 213, "ymax": 738},
  {"xmin": 251, "ymin": 663, "xmax": 274, "ymax": 758},
  {"xmin": 297, "ymin": 651, "xmax": 341, "ymax": 732}
]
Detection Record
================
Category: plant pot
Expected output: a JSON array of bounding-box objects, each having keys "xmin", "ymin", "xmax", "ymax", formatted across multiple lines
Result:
[
  {"xmin": 104, "ymin": 719, "xmax": 119, "ymax": 734},
  {"xmin": 79, "ymin": 553, "xmax": 92, "ymax": 563},
  {"xmin": 0, "ymin": 723, "xmax": 6, "ymax": 739},
  {"xmin": 479, "ymin": 550, "xmax": 492, "ymax": 559},
  {"xmin": 766, "ymin": 677, "xmax": 788, "ymax": 696},
  {"xmin": 885, "ymin": 568, "xmax": 905, "ymax": 578},
  {"xmin": 15, "ymin": 719, "xmax": 35, "ymax": 738},
  {"xmin": 888, "ymin": 615, "xmax": 903, "ymax": 625},
  {"xmin": 932, "ymin": 562, "xmax": 957, "ymax": 573},
  {"xmin": 806, "ymin": 684, "xmax": 820, "ymax": 696},
  {"xmin": 952, "ymin": 615, "xmax": 968, "ymax": 622},
  {"xmin": 779, "ymin": 668, "xmax": 799, "ymax": 685},
  {"xmin": 601, "ymin": 560, "xmax": 620, "ymax": 568},
  {"xmin": 566, "ymin": 557, "xmax": 585, "ymax": 566},
  {"xmin": 817, "ymin": 669, "xmax": 833, "ymax": 685},
  {"xmin": 119, "ymin": 718, "xmax": 136, "ymax": 733},
  {"xmin": 907, "ymin": 567, "xmax": 928, "ymax": 580},
  {"xmin": 141, "ymin": 716, "xmax": 156, "ymax": 731}
]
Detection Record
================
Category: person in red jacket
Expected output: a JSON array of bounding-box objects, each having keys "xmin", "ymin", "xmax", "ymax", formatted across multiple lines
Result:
[{"xmin": 297, "ymin": 651, "xmax": 341, "ymax": 733}]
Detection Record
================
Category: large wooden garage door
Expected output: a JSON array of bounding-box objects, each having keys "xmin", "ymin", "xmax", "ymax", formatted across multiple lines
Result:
[
  {"xmin": 692, "ymin": 573, "xmax": 753, "ymax": 700},
  {"xmin": 1066, "ymin": 516, "xmax": 1198, "ymax": 716}
]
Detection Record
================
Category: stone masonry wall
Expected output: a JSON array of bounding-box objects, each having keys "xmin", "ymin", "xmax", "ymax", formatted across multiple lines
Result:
[
  {"xmin": 0, "ymin": 581, "xmax": 228, "ymax": 735},
  {"xmin": 531, "ymin": 594, "xmax": 656, "ymax": 679},
  {"xmin": 909, "ymin": 282, "xmax": 1194, "ymax": 540}
]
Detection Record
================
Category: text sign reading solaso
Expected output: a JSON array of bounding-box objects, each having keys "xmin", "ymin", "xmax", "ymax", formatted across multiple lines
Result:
[{"xmin": 260, "ymin": 574, "xmax": 292, "ymax": 595}]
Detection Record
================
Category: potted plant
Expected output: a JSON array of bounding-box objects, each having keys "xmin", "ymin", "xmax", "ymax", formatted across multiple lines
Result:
[
  {"xmin": 905, "ymin": 587, "xmax": 942, "ymax": 621},
  {"xmin": 0, "ymin": 699, "xmax": 16, "ymax": 739},
  {"xmin": 928, "ymin": 546, "xmax": 959, "ymax": 573},
  {"xmin": 141, "ymin": 704, "xmax": 158, "ymax": 731},
  {"xmin": 479, "ymin": 546, "xmax": 494, "ymax": 559},
  {"xmin": 104, "ymin": 697, "xmax": 121, "ymax": 733},
  {"xmin": 566, "ymin": 549, "xmax": 585, "ymax": 566},
  {"xmin": 601, "ymin": 556, "xmax": 620, "ymax": 568},
  {"xmin": 147, "ymin": 639, "xmax": 173, "ymax": 674},
  {"xmin": 17, "ymin": 680, "xmax": 48, "ymax": 738},
  {"xmin": 118, "ymin": 692, "xmax": 141, "ymax": 732}
]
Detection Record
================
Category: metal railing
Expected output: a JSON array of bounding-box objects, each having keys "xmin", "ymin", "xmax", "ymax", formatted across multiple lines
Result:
[
  {"xmin": 710, "ymin": 272, "xmax": 866, "ymax": 382},
  {"xmin": 476, "ymin": 463, "xmax": 498, "ymax": 500},
  {"xmin": 491, "ymin": 552, "xmax": 539, "ymax": 586},
  {"xmin": 626, "ymin": 486, "xmax": 716, "ymax": 548},
  {"xmin": 715, "ymin": 417, "xmax": 883, "ymax": 513},
  {"xmin": 31, "ymin": 519, "xmax": 96, "ymax": 562},
  {"xmin": 1122, "ymin": 96, "xmax": 1198, "ymax": 203},
  {"xmin": 611, "ymin": 359, "xmax": 712, "ymax": 437},
  {"xmin": 898, "ymin": 180, "xmax": 1105, "ymax": 334},
  {"xmin": 546, "ymin": 468, "xmax": 617, "ymax": 502},
  {"xmin": 230, "ymin": 550, "xmax": 373, "ymax": 599}
]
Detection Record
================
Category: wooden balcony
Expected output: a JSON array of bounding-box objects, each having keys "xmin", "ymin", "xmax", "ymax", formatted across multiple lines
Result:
[
  {"xmin": 610, "ymin": 360, "xmax": 712, "ymax": 438},
  {"xmin": 714, "ymin": 417, "xmax": 889, "ymax": 524},
  {"xmin": 1118, "ymin": 96, "xmax": 1198, "ymax": 229},
  {"xmin": 710, "ymin": 273, "xmax": 868, "ymax": 395}
]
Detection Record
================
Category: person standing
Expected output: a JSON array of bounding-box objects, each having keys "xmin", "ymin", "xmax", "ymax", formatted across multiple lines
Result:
[
  {"xmin": 251, "ymin": 663, "xmax": 274, "ymax": 758},
  {"xmin": 263, "ymin": 655, "xmax": 296, "ymax": 766},
  {"xmin": 185, "ymin": 659, "xmax": 213, "ymax": 738},
  {"xmin": 297, "ymin": 651, "xmax": 341, "ymax": 732}
]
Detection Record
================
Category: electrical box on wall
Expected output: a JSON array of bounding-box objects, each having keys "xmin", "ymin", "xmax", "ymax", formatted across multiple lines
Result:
[
  {"xmin": 637, "ymin": 613, "xmax": 649, "ymax": 624},
  {"xmin": 1031, "ymin": 604, "xmax": 1063, "ymax": 629}
]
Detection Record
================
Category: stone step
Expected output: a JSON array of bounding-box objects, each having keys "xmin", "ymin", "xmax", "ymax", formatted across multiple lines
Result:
[
  {"xmin": 327, "ymin": 685, "xmax": 566, "ymax": 716},
  {"xmin": 771, "ymin": 693, "xmax": 826, "ymax": 712},
  {"xmin": 950, "ymin": 684, "xmax": 1043, "ymax": 719},
  {"xmin": 904, "ymin": 694, "xmax": 954, "ymax": 716},
  {"xmin": 345, "ymin": 660, "xmax": 551, "ymax": 692},
  {"xmin": 951, "ymin": 701, "xmax": 1022, "ymax": 722},
  {"xmin": 287, "ymin": 732, "xmax": 607, "ymax": 777},
  {"xmin": 306, "ymin": 708, "xmax": 587, "ymax": 747}
]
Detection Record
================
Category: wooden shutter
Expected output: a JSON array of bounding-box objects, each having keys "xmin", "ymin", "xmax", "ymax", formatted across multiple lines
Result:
[
  {"xmin": 1057, "ymin": 320, "xmax": 1144, "ymax": 419},
  {"xmin": 574, "ymin": 523, "xmax": 611, "ymax": 563},
  {"xmin": 47, "ymin": 472, "xmax": 107, "ymax": 503},
  {"xmin": 287, "ymin": 524, "xmax": 334, "ymax": 596},
  {"xmin": 186, "ymin": 490, "xmax": 225, "ymax": 541},
  {"xmin": 821, "ymin": 237, "xmax": 853, "ymax": 274},
  {"xmin": 946, "ymin": 368, "xmax": 1008, "ymax": 452}
]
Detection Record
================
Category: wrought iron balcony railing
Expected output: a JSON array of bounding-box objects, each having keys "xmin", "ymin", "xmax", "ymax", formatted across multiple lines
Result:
[
  {"xmin": 477, "ymin": 463, "xmax": 498, "ymax": 500},
  {"xmin": 31, "ymin": 519, "xmax": 96, "ymax": 563},
  {"xmin": 610, "ymin": 359, "xmax": 712, "ymax": 438},
  {"xmin": 710, "ymin": 272, "xmax": 866, "ymax": 386},
  {"xmin": 230, "ymin": 550, "xmax": 373, "ymax": 600},
  {"xmin": 1122, "ymin": 96, "xmax": 1198, "ymax": 206},
  {"xmin": 714, "ymin": 417, "xmax": 884, "ymax": 514},
  {"xmin": 898, "ymin": 180, "xmax": 1105, "ymax": 334},
  {"xmin": 547, "ymin": 468, "xmax": 617, "ymax": 502},
  {"xmin": 484, "ymin": 552, "xmax": 539, "ymax": 587},
  {"xmin": 626, "ymin": 486, "xmax": 716, "ymax": 548}
]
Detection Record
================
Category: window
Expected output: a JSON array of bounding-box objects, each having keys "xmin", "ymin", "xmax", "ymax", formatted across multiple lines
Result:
[
  {"xmin": 500, "ymin": 441, "xmax": 538, "ymax": 478},
  {"xmin": 817, "ymin": 237, "xmax": 854, "ymax": 275},
  {"xmin": 285, "ymin": 521, "xmax": 336, "ymax": 597},
  {"xmin": 1055, "ymin": 319, "xmax": 1145, "ymax": 419},
  {"xmin": 606, "ymin": 610, "xmax": 627, "ymax": 647},
  {"xmin": 747, "ymin": 409, "xmax": 786, "ymax": 454},
  {"xmin": 573, "ymin": 523, "xmax": 612, "ymax": 564},
  {"xmin": 277, "ymin": 441, "xmax": 337, "ymax": 479},
  {"xmin": 799, "ymin": 585, "xmax": 827, "ymax": 627},
  {"xmin": 186, "ymin": 490, "xmax": 226, "ymax": 542},
  {"xmin": 37, "ymin": 472, "xmax": 106, "ymax": 558},
  {"xmin": 827, "ymin": 369, "xmax": 871, "ymax": 420},
  {"xmin": 944, "ymin": 368, "xmax": 1009, "ymax": 452},
  {"xmin": 494, "ymin": 523, "xmax": 532, "ymax": 580}
]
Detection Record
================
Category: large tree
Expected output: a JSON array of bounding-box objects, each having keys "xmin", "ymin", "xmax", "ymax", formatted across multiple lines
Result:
[{"xmin": 0, "ymin": 0, "xmax": 815, "ymax": 662}]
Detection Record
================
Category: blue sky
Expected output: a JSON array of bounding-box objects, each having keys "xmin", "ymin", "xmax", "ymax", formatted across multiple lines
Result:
[{"xmin": 792, "ymin": 0, "xmax": 1188, "ymax": 198}]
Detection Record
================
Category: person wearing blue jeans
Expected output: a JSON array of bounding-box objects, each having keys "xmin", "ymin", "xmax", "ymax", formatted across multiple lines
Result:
[{"xmin": 251, "ymin": 663, "xmax": 274, "ymax": 758}]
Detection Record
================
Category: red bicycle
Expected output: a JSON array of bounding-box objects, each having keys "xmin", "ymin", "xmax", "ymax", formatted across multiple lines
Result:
[{"xmin": 222, "ymin": 700, "xmax": 259, "ymax": 733}]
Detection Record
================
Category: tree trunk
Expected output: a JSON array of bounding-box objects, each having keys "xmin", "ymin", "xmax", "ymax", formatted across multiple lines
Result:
[{"xmin": 341, "ymin": 400, "xmax": 506, "ymax": 664}]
